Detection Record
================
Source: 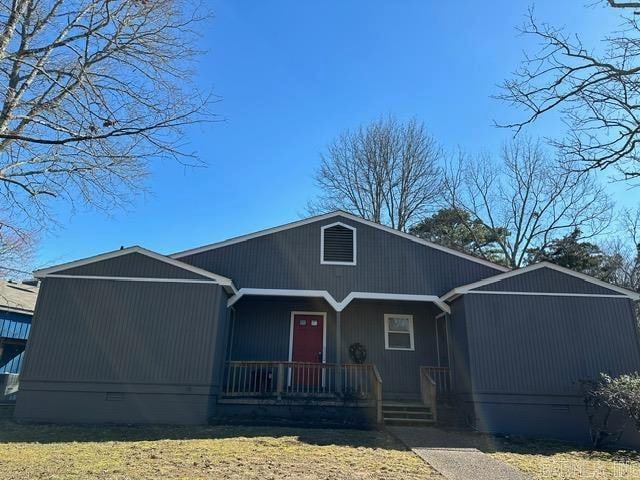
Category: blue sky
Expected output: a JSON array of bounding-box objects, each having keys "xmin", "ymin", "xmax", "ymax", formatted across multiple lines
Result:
[{"xmin": 33, "ymin": 0, "xmax": 633, "ymax": 270}]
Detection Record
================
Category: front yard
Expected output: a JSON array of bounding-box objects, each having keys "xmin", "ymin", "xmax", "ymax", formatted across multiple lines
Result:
[
  {"xmin": 1, "ymin": 408, "xmax": 640, "ymax": 480},
  {"xmin": 490, "ymin": 437, "xmax": 640, "ymax": 480},
  {"xmin": 0, "ymin": 417, "xmax": 439, "ymax": 480}
]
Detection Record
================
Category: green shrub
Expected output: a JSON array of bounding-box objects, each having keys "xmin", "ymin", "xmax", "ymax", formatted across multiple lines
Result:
[{"xmin": 582, "ymin": 373, "xmax": 640, "ymax": 447}]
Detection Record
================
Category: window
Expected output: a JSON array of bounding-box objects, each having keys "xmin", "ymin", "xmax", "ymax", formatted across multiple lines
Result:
[
  {"xmin": 320, "ymin": 222, "xmax": 356, "ymax": 265},
  {"xmin": 384, "ymin": 314, "xmax": 414, "ymax": 350}
]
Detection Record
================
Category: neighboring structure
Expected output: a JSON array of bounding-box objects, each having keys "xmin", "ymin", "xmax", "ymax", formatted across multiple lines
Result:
[
  {"xmin": 0, "ymin": 279, "xmax": 39, "ymax": 401},
  {"xmin": 15, "ymin": 212, "xmax": 640, "ymax": 446}
]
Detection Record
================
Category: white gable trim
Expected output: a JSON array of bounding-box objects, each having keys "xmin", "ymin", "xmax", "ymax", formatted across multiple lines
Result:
[
  {"xmin": 35, "ymin": 246, "xmax": 237, "ymax": 293},
  {"xmin": 228, "ymin": 288, "xmax": 339, "ymax": 310},
  {"xmin": 44, "ymin": 274, "xmax": 219, "ymax": 285},
  {"xmin": 466, "ymin": 290, "xmax": 634, "ymax": 299},
  {"xmin": 441, "ymin": 261, "xmax": 639, "ymax": 302},
  {"xmin": 341, "ymin": 292, "xmax": 450, "ymax": 313},
  {"xmin": 226, "ymin": 288, "xmax": 450, "ymax": 313},
  {"xmin": 170, "ymin": 211, "xmax": 509, "ymax": 272},
  {"xmin": 320, "ymin": 221, "xmax": 357, "ymax": 266},
  {"xmin": 0, "ymin": 306, "xmax": 35, "ymax": 315}
]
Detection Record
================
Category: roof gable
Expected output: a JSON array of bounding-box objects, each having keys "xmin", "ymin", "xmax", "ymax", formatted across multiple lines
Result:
[
  {"xmin": 171, "ymin": 211, "xmax": 509, "ymax": 272},
  {"xmin": 442, "ymin": 262, "xmax": 640, "ymax": 301},
  {"xmin": 35, "ymin": 246, "xmax": 236, "ymax": 291},
  {"xmin": 173, "ymin": 213, "xmax": 506, "ymax": 299}
]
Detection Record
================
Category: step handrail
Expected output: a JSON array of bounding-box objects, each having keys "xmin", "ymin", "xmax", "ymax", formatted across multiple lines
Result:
[
  {"xmin": 419, "ymin": 366, "xmax": 438, "ymax": 423},
  {"xmin": 370, "ymin": 364, "xmax": 383, "ymax": 424}
]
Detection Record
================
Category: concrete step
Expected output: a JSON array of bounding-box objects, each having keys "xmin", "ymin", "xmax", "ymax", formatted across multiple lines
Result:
[
  {"xmin": 382, "ymin": 404, "xmax": 431, "ymax": 412},
  {"xmin": 382, "ymin": 409, "xmax": 432, "ymax": 415},
  {"xmin": 382, "ymin": 401, "xmax": 435, "ymax": 426},
  {"xmin": 383, "ymin": 407, "xmax": 432, "ymax": 415},
  {"xmin": 384, "ymin": 417, "xmax": 435, "ymax": 426},
  {"xmin": 382, "ymin": 401, "xmax": 425, "ymax": 408},
  {"xmin": 384, "ymin": 412, "xmax": 433, "ymax": 420}
]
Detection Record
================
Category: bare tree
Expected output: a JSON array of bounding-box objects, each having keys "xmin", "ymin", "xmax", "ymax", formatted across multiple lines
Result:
[
  {"xmin": 0, "ymin": 0, "xmax": 212, "ymax": 268},
  {"xmin": 497, "ymin": 4, "xmax": 640, "ymax": 181},
  {"xmin": 601, "ymin": 206, "xmax": 640, "ymax": 291},
  {"xmin": 607, "ymin": 1, "xmax": 640, "ymax": 9},
  {"xmin": 311, "ymin": 117, "xmax": 443, "ymax": 231},
  {"xmin": 444, "ymin": 138, "xmax": 612, "ymax": 268}
]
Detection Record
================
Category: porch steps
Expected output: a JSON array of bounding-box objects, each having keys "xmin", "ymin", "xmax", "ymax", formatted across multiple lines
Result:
[{"xmin": 382, "ymin": 401, "xmax": 435, "ymax": 426}]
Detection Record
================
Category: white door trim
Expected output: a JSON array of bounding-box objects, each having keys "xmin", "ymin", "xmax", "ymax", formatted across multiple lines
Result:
[{"xmin": 288, "ymin": 311, "xmax": 327, "ymax": 364}]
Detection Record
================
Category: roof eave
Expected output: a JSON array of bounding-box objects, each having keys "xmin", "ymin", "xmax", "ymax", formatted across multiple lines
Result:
[{"xmin": 35, "ymin": 246, "xmax": 238, "ymax": 294}]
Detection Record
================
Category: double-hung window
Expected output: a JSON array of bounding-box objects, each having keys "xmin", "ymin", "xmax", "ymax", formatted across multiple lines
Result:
[{"xmin": 384, "ymin": 314, "xmax": 414, "ymax": 351}]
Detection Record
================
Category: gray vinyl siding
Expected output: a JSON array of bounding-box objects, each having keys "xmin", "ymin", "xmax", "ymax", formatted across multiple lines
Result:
[
  {"xmin": 16, "ymin": 277, "xmax": 229, "ymax": 424},
  {"xmin": 55, "ymin": 252, "xmax": 210, "ymax": 280},
  {"xmin": 448, "ymin": 298, "xmax": 473, "ymax": 395},
  {"xmin": 463, "ymin": 294, "xmax": 640, "ymax": 395},
  {"xmin": 21, "ymin": 278, "xmax": 225, "ymax": 384},
  {"xmin": 454, "ymin": 293, "xmax": 640, "ymax": 446},
  {"xmin": 340, "ymin": 301, "xmax": 440, "ymax": 395},
  {"xmin": 435, "ymin": 315, "xmax": 448, "ymax": 367},
  {"xmin": 229, "ymin": 297, "xmax": 442, "ymax": 396},
  {"xmin": 230, "ymin": 297, "xmax": 336, "ymax": 363},
  {"xmin": 178, "ymin": 215, "xmax": 504, "ymax": 300},
  {"xmin": 476, "ymin": 267, "xmax": 620, "ymax": 295}
]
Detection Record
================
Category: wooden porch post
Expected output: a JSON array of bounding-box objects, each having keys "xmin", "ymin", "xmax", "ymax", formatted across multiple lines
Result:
[
  {"xmin": 276, "ymin": 362, "xmax": 285, "ymax": 400},
  {"xmin": 335, "ymin": 310, "xmax": 342, "ymax": 393}
]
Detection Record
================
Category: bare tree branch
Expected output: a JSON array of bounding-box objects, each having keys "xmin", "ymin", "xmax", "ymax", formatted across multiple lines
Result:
[
  {"xmin": 310, "ymin": 117, "xmax": 443, "ymax": 231},
  {"xmin": 443, "ymin": 138, "xmax": 613, "ymax": 268},
  {"xmin": 0, "ymin": 0, "xmax": 214, "ymax": 269},
  {"xmin": 608, "ymin": 1, "xmax": 640, "ymax": 9},
  {"xmin": 497, "ymin": 5, "xmax": 640, "ymax": 181}
]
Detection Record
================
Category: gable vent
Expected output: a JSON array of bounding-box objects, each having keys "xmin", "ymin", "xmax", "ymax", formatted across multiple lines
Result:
[{"xmin": 321, "ymin": 223, "xmax": 356, "ymax": 265}]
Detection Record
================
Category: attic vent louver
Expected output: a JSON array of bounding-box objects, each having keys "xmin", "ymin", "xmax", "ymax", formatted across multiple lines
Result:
[{"xmin": 321, "ymin": 222, "xmax": 356, "ymax": 265}]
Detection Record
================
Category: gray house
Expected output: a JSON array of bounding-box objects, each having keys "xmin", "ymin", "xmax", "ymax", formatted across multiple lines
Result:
[
  {"xmin": 0, "ymin": 279, "xmax": 38, "ymax": 402},
  {"xmin": 15, "ymin": 212, "xmax": 640, "ymax": 445}
]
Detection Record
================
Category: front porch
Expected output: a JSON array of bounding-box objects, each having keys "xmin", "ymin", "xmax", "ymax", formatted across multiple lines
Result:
[
  {"xmin": 218, "ymin": 294, "xmax": 453, "ymax": 425},
  {"xmin": 218, "ymin": 360, "xmax": 451, "ymax": 425},
  {"xmin": 219, "ymin": 294, "xmax": 454, "ymax": 423}
]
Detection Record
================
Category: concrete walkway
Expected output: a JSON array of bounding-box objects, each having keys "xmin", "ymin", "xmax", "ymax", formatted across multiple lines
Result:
[{"xmin": 388, "ymin": 426, "xmax": 531, "ymax": 480}]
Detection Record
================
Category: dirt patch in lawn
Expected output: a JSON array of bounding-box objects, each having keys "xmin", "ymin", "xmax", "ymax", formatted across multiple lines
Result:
[{"xmin": 0, "ymin": 419, "xmax": 440, "ymax": 480}]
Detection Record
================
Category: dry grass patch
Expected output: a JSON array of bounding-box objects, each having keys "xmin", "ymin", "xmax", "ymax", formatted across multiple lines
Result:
[
  {"xmin": 489, "ymin": 438, "xmax": 640, "ymax": 480},
  {"xmin": 0, "ymin": 419, "xmax": 440, "ymax": 480}
]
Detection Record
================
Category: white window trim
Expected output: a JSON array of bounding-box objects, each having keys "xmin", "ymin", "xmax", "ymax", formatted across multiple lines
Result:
[
  {"xmin": 384, "ymin": 313, "xmax": 415, "ymax": 351},
  {"xmin": 320, "ymin": 221, "xmax": 357, "ymax": 266}
]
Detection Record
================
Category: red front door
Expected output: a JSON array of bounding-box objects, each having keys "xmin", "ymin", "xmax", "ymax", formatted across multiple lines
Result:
[
  {"xmin": 291, "ymin": 313, "xmax": 324, "ymax": 363},
  {"xmin": 291, "ymin": 313, "xmax": 324, "ymax": 388}
]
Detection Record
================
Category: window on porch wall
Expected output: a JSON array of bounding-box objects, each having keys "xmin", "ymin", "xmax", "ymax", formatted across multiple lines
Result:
[{"xmin": 384, "ymin": 314, "xmax": 414, "ymax": 351}]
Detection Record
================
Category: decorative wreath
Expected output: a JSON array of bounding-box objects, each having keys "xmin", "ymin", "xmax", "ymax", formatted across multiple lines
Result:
[{"xmin": 348, "ymin": 342, "xmax": 367, "ymax": 364}]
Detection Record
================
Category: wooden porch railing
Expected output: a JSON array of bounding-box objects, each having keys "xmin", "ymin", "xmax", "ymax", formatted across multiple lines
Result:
[
  {"xmin": 422, "ymin": 366, "xmax": 452, "ymax": 394},
  {"xmin": 370, "ymin": 364, "xmax": 383, "ymax": 424},
  {"xmin": 223, "ymin": 361, "xmax": 384, "ymax": 422},
  {"xmin": 420, "ymin": 366, "xmax": 438, "ymax": 423}
]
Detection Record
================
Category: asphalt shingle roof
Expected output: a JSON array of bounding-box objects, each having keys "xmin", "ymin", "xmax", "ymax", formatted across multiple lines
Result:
[{"xmin": 0, "ymin": 280, "xmax": 38, "ymax": 315}]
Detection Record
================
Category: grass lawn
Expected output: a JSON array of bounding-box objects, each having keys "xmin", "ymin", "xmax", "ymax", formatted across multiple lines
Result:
[
  {"xmin": 2, "ymin": 403, "xmax": 640, "ymax": 480},
  {"xmin": 0, "ymin": 417, "xmax": 440, "ymax": 480},
  {"xmin": 489, "ymin": 437, "xmax": 640, "ymax": 480}
]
